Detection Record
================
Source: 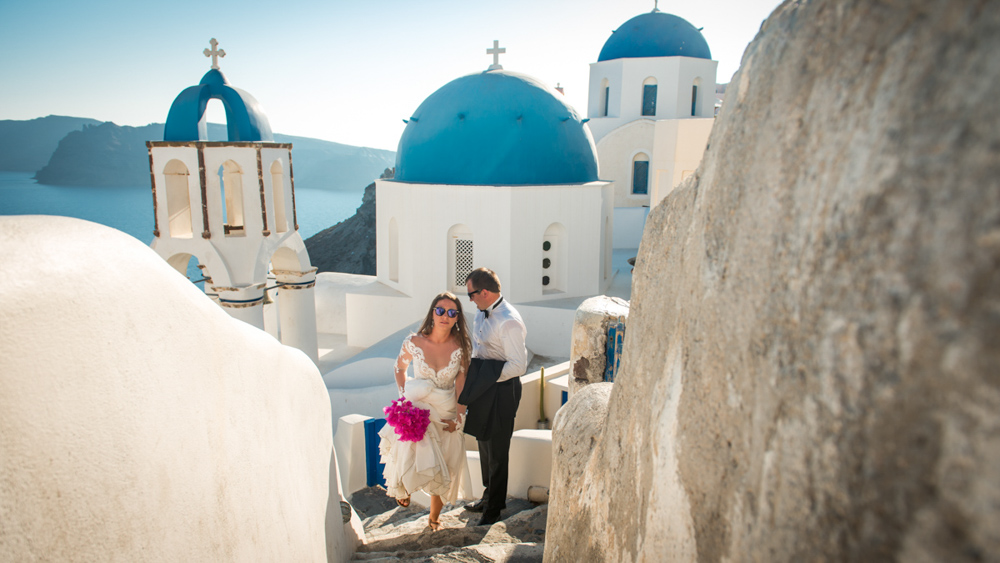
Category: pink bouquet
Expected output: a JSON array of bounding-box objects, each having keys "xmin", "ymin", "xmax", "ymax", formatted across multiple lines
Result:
[{"xmin": 384, "ymin": 398, "xmax": 431, "ymax": 442}]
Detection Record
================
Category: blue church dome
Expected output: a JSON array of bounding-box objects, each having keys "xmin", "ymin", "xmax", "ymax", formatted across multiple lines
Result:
[
  {"xmin": 163, "ymin": 69, "xmax": 273, "ymax": 142},
  {"xmin": 598, "ymin": 11, "xmax": 711, "ymax": 62},
  {"xmin": 395, "ymin": 70, "xmax": 599, "ymax": 186}
]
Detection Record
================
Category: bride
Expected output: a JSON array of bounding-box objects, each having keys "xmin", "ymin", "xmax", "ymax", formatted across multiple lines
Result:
[{"xmin": 379, "ymin": 292, "xmax": 470, "ymax": 531}]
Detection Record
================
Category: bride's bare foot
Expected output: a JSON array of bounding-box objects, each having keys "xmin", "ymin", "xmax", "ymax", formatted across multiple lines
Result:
[
  {"xmin": 428, "ymin": 518, "xmax": 443, "ymax": 531},
  {"xmin": 396, "ymin": 497, "xmax": 410, "ymax": 508}
]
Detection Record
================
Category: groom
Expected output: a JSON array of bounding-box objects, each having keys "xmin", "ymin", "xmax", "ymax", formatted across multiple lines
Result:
[{"xmin": 461, "ymin": 268, "xmax": 527, "ymax": 526}]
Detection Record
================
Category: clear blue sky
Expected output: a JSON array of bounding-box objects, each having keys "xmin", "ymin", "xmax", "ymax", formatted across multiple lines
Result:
[{"xmin": 0, "ymin": 0, "xmax": 782, "ymax": 151}]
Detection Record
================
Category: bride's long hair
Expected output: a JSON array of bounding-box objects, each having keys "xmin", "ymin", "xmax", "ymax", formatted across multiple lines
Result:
[{"xmin": 417, "ymin": 292, "xmax": 472, "ymax": 370}]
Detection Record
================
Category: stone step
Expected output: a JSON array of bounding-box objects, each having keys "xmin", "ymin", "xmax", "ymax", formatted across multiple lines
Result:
[
  {"xmin": 347, "ymin": 487, "xmax": 547, "ymax": 562},
  {"xmin": 352, "ymin": 541, "xmax": 544, "ymax": 562}
]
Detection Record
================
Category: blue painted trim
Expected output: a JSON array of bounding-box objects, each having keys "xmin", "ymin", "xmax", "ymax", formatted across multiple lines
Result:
[
  {"xmin": 561, "ymin": 390, "xmax": 568, "ymax": 405},
  {"xmin": 218, "ymin": 296, "xmax": 263, "ymax": 304},
  {"xmin": 604, "ymin": 325, "xmax": 617, "ymax": 382},
  {"xmin": 364, "ymin": 418, "xmax": 387, "ymax": 487},
  {"xmin": 278, "ymin": 280, "xmax": 314, "ymax": 287}
]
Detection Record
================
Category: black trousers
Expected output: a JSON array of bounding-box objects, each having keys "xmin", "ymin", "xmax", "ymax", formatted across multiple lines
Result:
[{"xmin": 477, "ymin": 377, "xmax": 521, "ymax": 517}]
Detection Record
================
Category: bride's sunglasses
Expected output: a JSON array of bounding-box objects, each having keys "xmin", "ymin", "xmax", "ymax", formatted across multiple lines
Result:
[{"xmin": 433, "ymin": 307, "xmax": 459, "ymax": 318}]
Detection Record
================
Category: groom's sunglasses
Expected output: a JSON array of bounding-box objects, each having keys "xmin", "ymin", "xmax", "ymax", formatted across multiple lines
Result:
[{"xmin": 434, "ymin": 307, "xmax": 459, "ymax": 318}]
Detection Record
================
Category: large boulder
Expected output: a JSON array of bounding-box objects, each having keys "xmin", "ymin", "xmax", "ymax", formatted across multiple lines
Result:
[
  {"xmin": 546, "ymin": 0, "xmax": 1000, "ymax": 561},
  {"xmin": 0, "ymin": 216, "xmax": 339, "ymax": 561}
]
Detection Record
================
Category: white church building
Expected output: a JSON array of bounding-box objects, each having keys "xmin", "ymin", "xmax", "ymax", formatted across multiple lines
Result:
[
  {"xmin": 345, "ymin": 61, "xmax": 613, "ymax": 350},
  {"xmin": 588, "ymin": 8, "xmax": 718, "ymax": 248}
]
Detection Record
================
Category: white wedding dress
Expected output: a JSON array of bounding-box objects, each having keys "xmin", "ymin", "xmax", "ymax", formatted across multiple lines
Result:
[{"xmin": 379, "ymin": 335, "xmax": 468, "ymax": 503}]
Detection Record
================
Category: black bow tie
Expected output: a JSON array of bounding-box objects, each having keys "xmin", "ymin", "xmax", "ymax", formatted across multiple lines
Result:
[{"xmin": 483, "ymin": 297, "xmax": 503, "ymax": 318}]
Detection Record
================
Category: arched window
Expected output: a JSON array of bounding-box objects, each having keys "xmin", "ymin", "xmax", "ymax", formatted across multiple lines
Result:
[
  {"xmin": 542, "ymin": 222, "xmax": 568, "ymax": 294},
  {"xmin": 388, "ymin": 217, "xmax": 399, "ymax": 283},
  {"xmin": 447, "ymin": 224, "xmax": 474, "ymax": 293},
  {"xmin": 599, "ymin": 78, "xmax": 610, "ymax": 117},
  {"xmin": 692, "ymin": 77, "xmax": 702, "ymax": 116},
  {"xmin": 270, "ymin": 160, "xmax": 288, "ymax": 233},
  {"xmin": 642, "ymin": 77, "xmax": 657, "ymax": 117},
  {"xmin": 219, "ymin": 160, "xmax": 245, "ymax": 236},
  {"xmin": 164, "ymin": 159, "xmax": 192, "ymax": 238},
  {"xmin": 632, "ymin": 153, "xmax": 650, "ymax": 195}
]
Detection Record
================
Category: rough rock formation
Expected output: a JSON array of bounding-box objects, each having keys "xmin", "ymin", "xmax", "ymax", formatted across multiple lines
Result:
[
  {"xmin": 306, "ymin": 169, "xmax": 392, "ymax": 275},
  {"xmin": 546, "ymin": 1, "xmax": 1000, "ymax": 561}
]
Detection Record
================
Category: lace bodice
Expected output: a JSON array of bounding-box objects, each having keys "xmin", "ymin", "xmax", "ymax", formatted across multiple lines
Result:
[{"xmin": 400, "ymin": 335, "xmax": 462, "ymax": 390}]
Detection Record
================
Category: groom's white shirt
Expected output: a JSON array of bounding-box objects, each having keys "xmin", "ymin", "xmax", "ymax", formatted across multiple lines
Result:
[{"xmin": 471, "ymin": 295, "xmax": 527, "ymax": 383}]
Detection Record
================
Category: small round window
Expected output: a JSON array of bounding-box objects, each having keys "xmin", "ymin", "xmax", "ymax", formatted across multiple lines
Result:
[
  {"xmin": 542, "ymin": 276, "xmax": 550, "ymax": 286},
  {"xmin": 542, "ymin": 241, "xmax": 551, "ymax": 251},
  {"xmin": 542, "ymin": 258, "xmax": 551, "ymax": 269}
]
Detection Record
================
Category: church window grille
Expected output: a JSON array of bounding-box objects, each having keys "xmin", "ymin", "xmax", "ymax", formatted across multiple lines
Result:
[{"xmin": 454, "ymin": 239, "xmax": 473, "ymax": 287}]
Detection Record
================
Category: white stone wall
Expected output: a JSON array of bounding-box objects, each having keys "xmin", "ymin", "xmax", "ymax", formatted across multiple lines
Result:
[
  {"xmin": 596, "ymin": 120, "xmax": 655, "ymax": 208},
  {"xmin": 343, "ymin": 179, "xmax": 612, "ymax": 349},
  {"xmin": 595, "ymin": 117, "xmax": 714, "ymax": 209},
  {"xmin": 649, "ymin": 118, "xmax": 714, "ymax": 205},
  {"xmin": 0, "ymin": 216, "xmax": 338, "ymax": 562},
  {"xmin": 587, "ymin": 56, "xmax": 718, "ymax": 142}
]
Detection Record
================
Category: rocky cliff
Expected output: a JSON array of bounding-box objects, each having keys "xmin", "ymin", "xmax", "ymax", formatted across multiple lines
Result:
[
  {"xmin": 35, "ymin": 122, "xmax": 159, "ymax": 187},
  {"xmin": 546, "ymin": 1, "xmax": 1000, "ymax": 561},
  {"xmin": 304, "ymin": 169, "xmax": 391, "ymax": 275}
]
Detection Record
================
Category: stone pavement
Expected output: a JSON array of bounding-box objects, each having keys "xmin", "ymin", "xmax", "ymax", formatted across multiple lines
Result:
[{"xmin": 349, "ymin": 487, "xmax": 546, "ymax": 562}]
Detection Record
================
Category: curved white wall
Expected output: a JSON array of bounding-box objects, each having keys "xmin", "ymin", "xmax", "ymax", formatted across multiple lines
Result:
[{"xmin": 0, "ymin": 216, "xmax": 338, "ymax": 562}]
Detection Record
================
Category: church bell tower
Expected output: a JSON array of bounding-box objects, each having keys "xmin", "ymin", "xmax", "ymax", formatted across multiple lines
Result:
[{"xmin": 147, "ymin": 39, "xmax": 319, "ymax": 363}]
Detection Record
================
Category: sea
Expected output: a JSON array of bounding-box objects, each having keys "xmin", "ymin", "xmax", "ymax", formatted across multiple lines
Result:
[{"xmin": 0, "ymin": 171, "xmax": 363, "ymax": 283}]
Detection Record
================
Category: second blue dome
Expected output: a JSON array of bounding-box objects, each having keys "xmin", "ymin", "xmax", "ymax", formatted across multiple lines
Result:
[
  {"xmin": 598, "ymin": 12, "xmax": 712, "ymax": 62},
  {"xmin": 395, "ymin": 70, "xmax": 599, "ymax": 186}
]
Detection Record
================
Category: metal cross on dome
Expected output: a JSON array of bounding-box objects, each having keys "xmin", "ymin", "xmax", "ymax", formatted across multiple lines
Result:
[
  {"xmin": 653, "ymin": 0, "xmax": 661, "ymax": 12},
  {"xmin": 487, "ymin": 40, "xmax": 506, "ymax": 71},
  {"xmin": 204, "ymin": 38, "xmax": 226, "ymax": 70}
]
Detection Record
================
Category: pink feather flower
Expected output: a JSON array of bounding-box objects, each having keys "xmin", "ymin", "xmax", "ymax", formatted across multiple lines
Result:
[{"xmin": 384, "ymin": 398, "xmax": 431, "ymax": 442}]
